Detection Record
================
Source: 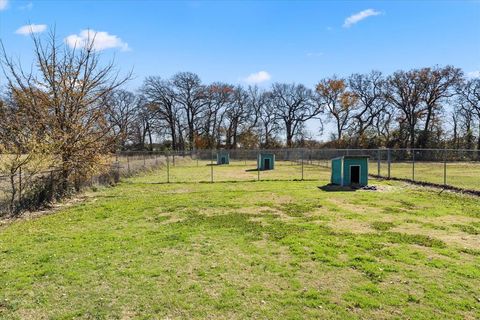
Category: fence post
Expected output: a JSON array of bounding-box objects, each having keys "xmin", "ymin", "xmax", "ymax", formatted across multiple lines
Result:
[
  {"xmin": 127, "ymin": 154, "xmax": 130, "ymax": 175},
  {"xmin": 196, "ymin": 150, "xmax": 199, "ymax": 167},
  {"xmin": 301, "ymin": 149, "xmax": 304, "ymax": 180},
  {"xmin": 18, "ymin": 166, "xmax": 22, "ymax": 203},
  {"xmin": 377, "ymin": 149, "xmax": 380, "ymax": 176},
  {"xmin": 210, "ymin": 149, "xmax": 214, "ymax": 183},
  {"xmin": 257, "ymin": 152, "xmax": 260, "ymax": 181},
  {"xmin": 143, "ymin": 153, "xmax": 146, "ymax": 167},
  {"xmin": 387, "ymin": 148, "xmax": 391, "ymax": 179},
  {"xmin": 166, "ymin": 151, "xmax": 170, "ymax": 183},
  {"xmin": 443, "ymin": 149, "xmax": 447, "ymax": 186},
  {"xmin": 412, "ymin": 149, "xmax": 415, "ymax": 182},
  {"xmin": 50, "ymin": 170, "xmax": 54, "ymax": 200}
]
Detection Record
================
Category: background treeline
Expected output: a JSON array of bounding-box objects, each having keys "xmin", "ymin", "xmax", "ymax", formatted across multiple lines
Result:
[
  {"xmin": 126, "ymin": 67, "xmax": 480, "ymax": 151},
  {"xmin": 1, "ymin": 33, "xmax": 480, "ymax": 197}
]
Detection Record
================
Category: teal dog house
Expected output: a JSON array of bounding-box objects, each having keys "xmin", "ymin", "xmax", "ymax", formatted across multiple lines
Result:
[
  {"xmin": 217, "ymin": 152, "xmax": 229, "ymax": 165},
  {"xmin": 331, "ymin": 156, "xmax": 369, "ymax": 186},
  {"xmin": 258, "ymin": 153, "xmax": 275, "ymax": 170}
]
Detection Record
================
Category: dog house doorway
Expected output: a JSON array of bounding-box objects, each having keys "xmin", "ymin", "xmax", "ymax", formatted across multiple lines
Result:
[
  {"xmin": 350, "ymin": 165, "xmax": 360, "ymax": 184},
  {"xmin": 264, "ymin": 158, "xmax": 271, "ymax": 170}
]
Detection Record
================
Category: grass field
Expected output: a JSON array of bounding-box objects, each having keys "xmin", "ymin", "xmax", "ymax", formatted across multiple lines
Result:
[
  {"xmin": 0, "ymin": 164, "xmax": 480, "ymax": 319},
  {"xmin": 140, "ymin": 158, "xmax": 480, "ymax": 191}
]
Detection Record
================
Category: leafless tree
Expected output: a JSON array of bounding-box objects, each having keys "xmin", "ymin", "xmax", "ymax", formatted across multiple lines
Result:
[
  {"xmin": 224, "ymin": 86, "xmax": 252, "ymax": 148},
  {"xmin": 142, "ymin": 77, "xmax": 182, "ymax": 150},
  {"xmin": 457, "ymin": 79, "xmax": 480, "ymax": 149},
  {"xmin": 416, "ymin": 66, "xmax": 464, "ymax": 148},
  {"xmin": 385, "ymin": 70, "xmax": 425, "ymax": 148},
  {"xmin": 104, "ymin": 90, "xmax": 138, "ymax": 151},
  {"xmin": 272, "ymin": 83, "xmax": 321, "ymax": 147},
  {"xmin": 171, "ymin": 72, "xmax": 207, "ymax": 150},
  {"xmin": 0, "ymin": 30, "xmax": 131, "ymax": 191},
  {"xmin": 258, "ymin": 91, "xmax": 281, "ymax": 148},
  {"xmin": 316, "ymin": 77, "xmax": 356, "ymax": 143},
  {"xmin": 202, "ymin": 83, "xmax": 233, "ymax": 148},
  {"xmin": 348, "ymin": 71, "xmax": 387, "ymax": 146}
]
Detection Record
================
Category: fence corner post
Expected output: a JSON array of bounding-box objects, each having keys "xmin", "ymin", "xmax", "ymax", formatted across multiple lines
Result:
[
  {"xmin": 166, "ymin": 150, "xmax": 170, "ymax": 183},
  {"xmin": 211, "ymin": 149, "xmax": 214, "ymax": 183},
  {"xmin": 387, "ymin": 148, "xmax": 391, "ymax": 179},
  {"xmin": 443, "ymin": 149, "xmax": 447, "ymax": 186},
  {"xmin": 377, "ymin": 149, "xmax": 380, "ymax": 177},
  {"xmin": 412, "ymin": 149, "xmax": 415, "ymax": 182}
]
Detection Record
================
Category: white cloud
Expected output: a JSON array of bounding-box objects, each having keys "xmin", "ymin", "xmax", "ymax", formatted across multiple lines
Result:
[
  {"xmin": 343, "ymin": 9, "xmax": 381, "ymax": 28},
  {"xmin": 0, "ymin": 0, "xmax": 8, "ymax": 10},
  {"xmin": 467, "ymin": 70, "xmax": 480, "ymax": 79},
  {"xmin": 15, "ymin": 24, "xmax": 47, "ymax": 35},
  {"xmin": 65, "ymin": 29, "xmax": 130, "ymax": 51},
  {"xmin": 243, "ymin": 71, "xmax": 271, "ymax": 84},
  {"xmin": 306, "ymin": 52, "xmax": 323, "ymax": 57},
  {"xmin": 19, "ymin": 2, "xmax": 33, "ymax": 10}
]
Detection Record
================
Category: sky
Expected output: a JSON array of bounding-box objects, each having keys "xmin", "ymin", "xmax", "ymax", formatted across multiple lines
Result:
[{"xmin": 1, "ymin": 0, "xmax": 479, "ymax": 139}]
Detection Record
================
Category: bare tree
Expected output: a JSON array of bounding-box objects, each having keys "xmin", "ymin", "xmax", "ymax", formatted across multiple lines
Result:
[
  {"xmin": 142, "ymin": 77, "xmax": 182, "ymax": 150},
  {"xmin": 171, "ymin": 72, "xmax": 207, "ymax": 150},
  {"xmin": 385, "ymin": 70, "xmax": 425, "ymax": 148},
  {"xmin": 272, "ymin": 83, "xmax": 321, "ymax": 147},
  {"xmin": 315, "ymin": 77, "xmax": 356, "ymax": 142},
  {"xmin": 258, "ymin": 91, "xmax": 280, "ymax": 148},
  {"xmin": 202, "ymin": 83, "xmax": 233, "ymax": 148},
  {"xmin": 1, "ymin": 31, "xmax": 131, "ymax": 191},
  {"xmin": 104, "ymin": 90, "xmax": 138, "ymax": 151},
  {"xmin": 348, "ymin": 71, "xmax": 387, "ymax": 146},
  {"xmin": 457, "ymin": 79, "xmax": 480, "ymax": 150},
  {"xmin": 416, "ymin": 66, "xmax": 464, "ymax": 148},
  {"xmin": 224, "ymin": 86, "xmax": 252, "ymax": 148}
]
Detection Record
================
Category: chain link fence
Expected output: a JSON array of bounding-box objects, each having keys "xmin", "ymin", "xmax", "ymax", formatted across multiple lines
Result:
[
  {"xmin": 1, "ymin": 148, "xmax": 479, "ymax": 216},
  {"xmin": 116, "ymin": 148, "xmax": 480, "ymax": 191}
]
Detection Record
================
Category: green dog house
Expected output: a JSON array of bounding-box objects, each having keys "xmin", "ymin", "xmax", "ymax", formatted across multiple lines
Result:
[
  {"xmin": 331, "ymin": 155, "xmax": 369, "ymax": 186},
  {"xmin": 258, "ymin": 153, "xmax": 275, "ymax": 170},
  {"xmin": 217, "ymin": 152, "xmax": 230, "ymax": 165}
]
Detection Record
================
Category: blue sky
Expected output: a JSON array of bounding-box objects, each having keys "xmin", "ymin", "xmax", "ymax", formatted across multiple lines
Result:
[
  {"xmin": 1, "ymin": 0, "xmax": 479, "ymax": 139},
  {"xmin": 1, "ymin": 0, "xmax": 479, "ymax": 89}
]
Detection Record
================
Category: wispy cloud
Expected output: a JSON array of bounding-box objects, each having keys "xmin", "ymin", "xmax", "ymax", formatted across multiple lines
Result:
[
  {"xmin": 0, "ymin": 0, "xmax": 8, "ymax": 11},
  {"xmin": 467, "ymin": 70, "xmax": 480, "ymax": 79},
  {"xmin": 343, "ymin": 9, "xmax": 381, "ymax": 28},
  {"xmin": 306, "ymin": 52, "xmax": 323, "ymax": 57},
  {"xmin": 19, "ymin": 1, "xmax": 33, "ymax": 10},
  {"xmin": 65, "ymin": 29, "xmax": 130, "ymax": 51},
  {"xmin": 15, "ymin": 24, "xmax": 47, "ymax": 35},
  {"xmin": 243, "ymin": 71, "xmax": 271, "ymax": 84}
]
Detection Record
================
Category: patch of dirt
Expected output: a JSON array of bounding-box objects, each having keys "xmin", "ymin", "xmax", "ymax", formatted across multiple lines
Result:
[
  {"xmin": 325, "ymin": 216, "xmax": 375, "ymax": 234},
  {"xmin": 0, "ymin": 193, "xmax": 95, "ymax": 229},
  {"xmin": 327, "ymin": 198, "xmax": 383, "ymax": 216},
  {"xmin": 298, "ymin": 263, "xmax": 364, "ymax": 304},
  {"xmin": 391, "ymin": 224, "xmax": 480, "ymax": 250}
]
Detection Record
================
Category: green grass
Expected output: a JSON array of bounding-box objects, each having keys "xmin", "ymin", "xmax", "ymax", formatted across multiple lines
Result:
[
  {"xmin": 375, "ymin": 161, "xmax": 480, "ymax": 191},
  {"xmin": 0, "ymin": 165, "xmax": 479, "ymax": 319}
]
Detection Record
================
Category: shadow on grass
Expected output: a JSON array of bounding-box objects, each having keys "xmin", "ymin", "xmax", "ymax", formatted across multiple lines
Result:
[{"xmin": 318, "ymin": 184, "xmax": 357, "ymax": 192}]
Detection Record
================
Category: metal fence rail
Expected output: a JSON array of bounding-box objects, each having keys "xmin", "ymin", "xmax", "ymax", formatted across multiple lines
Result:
[{"xmin": 1, "ymin": 148, "xmax": 479, "ymax": 216}]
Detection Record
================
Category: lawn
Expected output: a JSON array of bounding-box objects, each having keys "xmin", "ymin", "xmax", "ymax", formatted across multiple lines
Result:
[
  {"xmin": 376, "ymin": 161, "xmax": 480, "ymax": 191},
  {"xmin": 0, "ymin": 165, "xmax": 479, "ymax": 319}
]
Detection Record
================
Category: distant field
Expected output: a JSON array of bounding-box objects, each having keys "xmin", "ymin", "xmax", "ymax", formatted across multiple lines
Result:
[
  {"xmin": 372, "ymin": 161, "xmax": 480, "ymax": 191},
  {"xmin": 137, "ymin": 158, "xmax": 480, "ymax": 191},
  {"xmin": 0, "ymin": 164, "xmax": 479, "ymax": 319}
]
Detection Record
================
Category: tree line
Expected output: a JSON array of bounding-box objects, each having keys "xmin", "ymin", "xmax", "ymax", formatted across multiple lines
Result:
[
  {"xmin": 106, "ymin": 67, "xmax": 479, "ymax": 152},
  {"xmin": 1, "ymin": 33, "xmax": 480, "ymax": 194}
]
